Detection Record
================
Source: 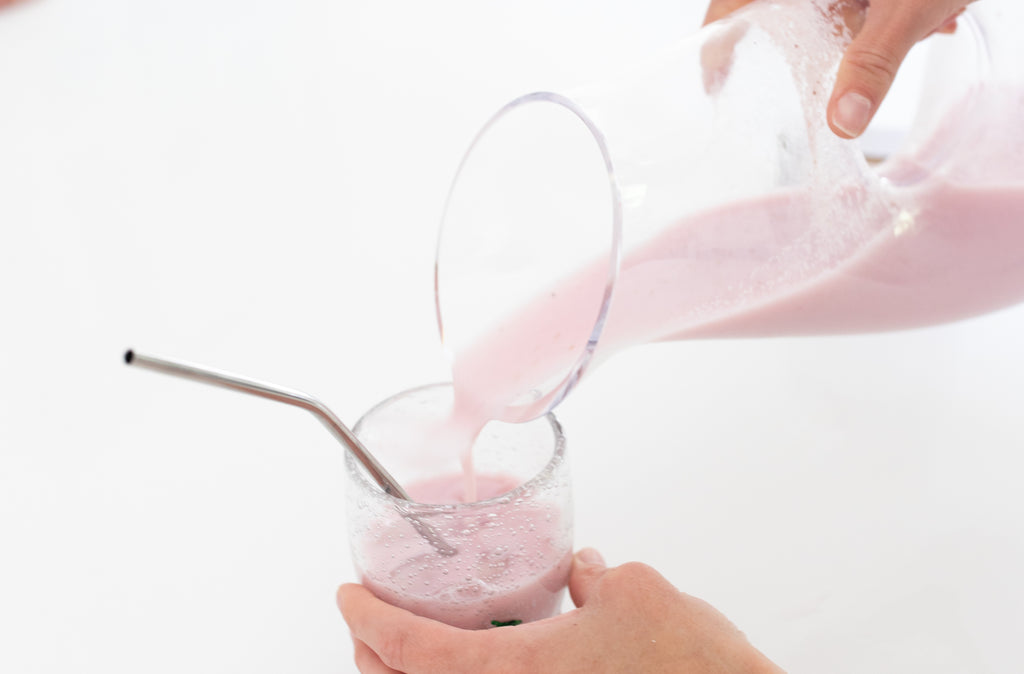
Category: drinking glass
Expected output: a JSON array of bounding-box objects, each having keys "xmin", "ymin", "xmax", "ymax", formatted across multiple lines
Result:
[{"xmin": 345, "ymin": 384, "xmax": 573, "ymax": 630}]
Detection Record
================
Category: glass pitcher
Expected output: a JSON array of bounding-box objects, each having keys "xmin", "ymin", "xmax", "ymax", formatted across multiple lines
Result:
[{"xmin": 435, "ymin": 0, "xmax": 1024, "ymax": 423}]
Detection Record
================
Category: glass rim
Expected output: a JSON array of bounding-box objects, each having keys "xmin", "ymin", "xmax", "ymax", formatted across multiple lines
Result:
[
  {"xmin": 433, "ymin": 91, "xmax": 624, "ymax": 421},
  {"xmin": 348, "ymin": 382, "xmax": 567, "ymax": 513}
]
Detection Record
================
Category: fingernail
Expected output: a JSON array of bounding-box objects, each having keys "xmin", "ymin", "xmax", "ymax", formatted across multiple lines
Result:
[
  {"xmin": 577, "ymin": 548, "xmax": 605, "ymax": 566},
  {"xmin": 832, "ymin": 91, "xmax": 873, "ymax": 138}
]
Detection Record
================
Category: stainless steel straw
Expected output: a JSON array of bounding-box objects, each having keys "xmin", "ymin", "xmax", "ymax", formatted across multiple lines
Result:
[{"xmin": 124, "ymin": 349, "xmax": 457, "ymax": 556}]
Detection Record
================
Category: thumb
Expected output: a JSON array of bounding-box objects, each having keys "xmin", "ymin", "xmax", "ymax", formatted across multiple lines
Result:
[
  {"xmin": 828, "ymin": 1, "xmax": 969, "ymax": 138},
  {"xmin": 702, "ymin": 0, "xmax": 756, "ymax": 25},
  {"xmin": 828, "ymin": 15, "xmax": 914, "ymax": 138},
  {"xmin": 568, "ymin": 548, "xmax": 607, "ymax": 608}
]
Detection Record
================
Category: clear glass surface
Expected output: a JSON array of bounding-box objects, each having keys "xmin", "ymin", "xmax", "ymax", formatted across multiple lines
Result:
[
  {"xmin": 346, "ymin": 384, "xmax": 573, "ymax": 630},
  {"xmin": 435, "ymin": 93, "xmax": 619, "ymax": 423},
  {"xmin": 435, "ymin": 0, "xmax": 1022, "ymax": 425}
]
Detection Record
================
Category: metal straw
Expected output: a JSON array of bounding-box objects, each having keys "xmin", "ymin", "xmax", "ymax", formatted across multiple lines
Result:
[{"xmin": 124, "ymin": 349, "xmax": 457, "ymax": 556}]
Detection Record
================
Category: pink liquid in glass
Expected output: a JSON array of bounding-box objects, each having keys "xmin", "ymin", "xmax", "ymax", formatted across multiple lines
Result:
[{"xmin": 357, "ymin": 472, "xmax": 572, "ymax": 630}]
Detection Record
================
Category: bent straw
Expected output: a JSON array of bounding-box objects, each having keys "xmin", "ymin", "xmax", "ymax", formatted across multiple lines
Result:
[{"xmin": 124, "ymin": 349, "xmax": 457, "ymax": 556}]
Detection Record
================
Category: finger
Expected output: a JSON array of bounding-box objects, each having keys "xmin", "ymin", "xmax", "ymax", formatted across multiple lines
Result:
[
  {"xmin": 928, "ymin": 7, "xmax": 965, "ymax": 36},
  {"xmin": 337, "ymin": 583, "xmax": 480, "ymax": 673},
  {"xmin": 352, "ymin": 637, "xmax": 404, "ymax": 674},
  {"xmin": 568, "ymin": 548, "xmax": 607, "ymax": 608},
  {"xmin": 703, "ymin": 0, "xmax": 756, "ymax": 26},
  {"xmin": 828, "ymin": 1, "xmax": 970, "ymax": 138},
  {"xmin": 701, "ymin": 19, "xmax": 751, "ymax": 94}
]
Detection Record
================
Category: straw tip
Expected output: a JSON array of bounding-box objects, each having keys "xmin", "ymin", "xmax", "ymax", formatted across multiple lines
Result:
[{"xmin": 124, "ymin": 349, "xmax": 134, "ymax": 364}]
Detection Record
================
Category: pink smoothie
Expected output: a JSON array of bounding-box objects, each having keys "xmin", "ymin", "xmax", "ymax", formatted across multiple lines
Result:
[
  {"xmin": 356, "ymin": 472, "xmax": 572, "ymax": 630},
  {"xmin": 448, "ymin": 83, "xmax": 1024, "ymax": 426}
]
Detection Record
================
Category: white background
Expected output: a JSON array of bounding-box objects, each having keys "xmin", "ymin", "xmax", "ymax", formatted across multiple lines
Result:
[{"xmin": 2, "ymin": 0, "xmax": 1022, "ymax": 672}]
